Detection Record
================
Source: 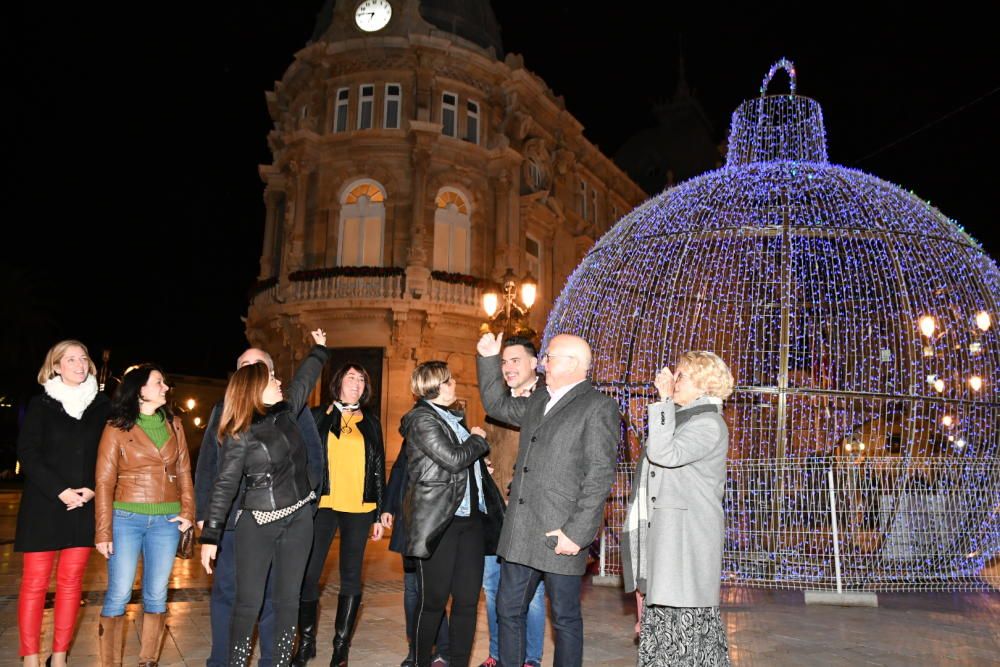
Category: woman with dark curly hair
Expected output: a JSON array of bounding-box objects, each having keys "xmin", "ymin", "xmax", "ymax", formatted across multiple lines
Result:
[{"xmin": 94, "ymin": 363, "xmax": 195, "ymax": 667}]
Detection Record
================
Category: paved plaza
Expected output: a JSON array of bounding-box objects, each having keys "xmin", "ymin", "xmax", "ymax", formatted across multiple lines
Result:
[{"xmin": 0, "ymin": 491, "xmax": 996, "ymax": 666}]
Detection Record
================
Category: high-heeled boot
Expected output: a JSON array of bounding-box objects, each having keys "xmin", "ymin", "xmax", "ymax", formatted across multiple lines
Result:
[
  {"xmin": 137, "ymin": 612, "xmax": 166, "ymax": 667},
  {"xmin": 329, "ymin": 594, "xmax": 362, "ymax": 667},
  {"xmin": 291, "ymin": 599, "xmax": 319, "ymax": 666},
  {"xmin": 98, "ymin": 615, "xmax": 125, "ymax": 667}
]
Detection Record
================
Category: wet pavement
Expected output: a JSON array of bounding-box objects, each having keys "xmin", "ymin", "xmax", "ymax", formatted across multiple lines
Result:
[{"xmin": 0, "ymin": 491, "xmax": 996, "ymax": 666}]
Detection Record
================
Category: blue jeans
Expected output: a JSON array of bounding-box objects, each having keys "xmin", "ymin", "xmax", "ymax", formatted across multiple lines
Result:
[
  {"xmin": 497, "ymin": 561, "xmax": 582, "ymax": 667},
  {"xmin": 483, "ymin": 556, "xmax": 544, "ymax": 664},
  {"xmin": 208, "ymin": 528, "xmax": 275, "ymax": 667},
  {"xmin": 101, "ymin": 511, "xmax": 181, "ymax": 616}
]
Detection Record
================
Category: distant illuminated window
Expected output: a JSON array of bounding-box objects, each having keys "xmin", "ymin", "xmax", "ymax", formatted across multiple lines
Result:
[
  {"xmin": 433, "ymin": 188, "xmax": 471, "ymax": 273},
  {"xmin": 339, "ymin": 180, "xmax": 386, "ymax": 266}
]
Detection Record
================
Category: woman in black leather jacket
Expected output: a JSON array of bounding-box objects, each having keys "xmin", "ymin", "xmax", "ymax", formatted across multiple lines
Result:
[
  {"xmin": 401, "ymin": 361, "xmax": 503, "ymax": 667},
  {"xmin": 291, "ymin": 362, "xmax": 386, "ymax": 667},
  {"xmin": 200, "ymin": 329, "xmax": 328, "ymax": 667}
]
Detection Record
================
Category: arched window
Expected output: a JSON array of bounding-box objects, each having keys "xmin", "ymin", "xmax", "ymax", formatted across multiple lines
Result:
[
  {"xmin": 338, "ymin": 180, "xmax": 386, "ymax": 266},
  {"xmin": 433, "ymin": 188, "xmax": 471, "ymax": 273}
]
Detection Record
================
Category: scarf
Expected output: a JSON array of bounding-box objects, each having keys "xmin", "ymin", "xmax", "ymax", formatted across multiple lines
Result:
[{"xmin": 44, "ymin": 374, "xmax": 99, "ymax": 420}]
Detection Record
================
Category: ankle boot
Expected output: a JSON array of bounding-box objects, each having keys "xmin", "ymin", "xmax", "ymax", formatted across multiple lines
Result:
[
  {"xmin": 329, "ymin": 594, "xmax": 362, "ymax": 667},
  {"xmin": 291, "ymin": 599, "xmax": 319, "ymax": 666},
  {"xmin": 137, "ymin": 612, "xmax": 167, "ymax": 667},
  {"xmin": 98, "ymin": 615, "xmax": 125, "ymax": 667}
]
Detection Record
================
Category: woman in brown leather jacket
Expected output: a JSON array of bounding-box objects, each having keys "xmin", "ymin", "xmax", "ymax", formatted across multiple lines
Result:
[{"xmin": 94, "ymin": 364, "xmax": 195, "ymax": 667}]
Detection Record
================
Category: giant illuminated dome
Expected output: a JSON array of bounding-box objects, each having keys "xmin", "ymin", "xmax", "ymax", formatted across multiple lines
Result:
[{"xmin": 546, "ymin": 60, "xmax": 999, "ymax": 590}]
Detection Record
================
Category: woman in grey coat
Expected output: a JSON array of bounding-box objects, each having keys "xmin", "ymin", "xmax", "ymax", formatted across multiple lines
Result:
[{"xmin": 623, "ymin": 351, "xmax": 735, "ymax": 667}]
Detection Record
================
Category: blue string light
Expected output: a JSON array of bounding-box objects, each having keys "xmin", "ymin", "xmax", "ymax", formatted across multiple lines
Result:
[{"xmin": 544, "ymin": 59, "xmax": 998, "ymax": 588}]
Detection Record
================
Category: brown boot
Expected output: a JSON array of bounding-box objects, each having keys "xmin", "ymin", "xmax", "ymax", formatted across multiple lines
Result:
[
  {"xmin": 98, "ymin": 615, "xmax": 125, "ymax": 667},
  {"xmin": 137, "ymin": 612, "xmax": 167, "ymax": 667}
]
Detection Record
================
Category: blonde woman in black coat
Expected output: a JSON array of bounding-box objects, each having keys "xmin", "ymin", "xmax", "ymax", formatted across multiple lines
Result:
[{"xmin": 15, "ymin": 340, "xmax": 110, "ymax": 667}]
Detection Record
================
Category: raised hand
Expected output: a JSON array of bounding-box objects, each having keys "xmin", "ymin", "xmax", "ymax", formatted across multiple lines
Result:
[
  {"xmin": 311, "ymin": 328, "xmax": 327, "ymax": 346},
  {"xmin": 477, "ymin": 332, "xmax": 503, "ymax": 357},
  {"xmin": 654, "ymin": 366, "xmax": 674, "ymax": 402}
]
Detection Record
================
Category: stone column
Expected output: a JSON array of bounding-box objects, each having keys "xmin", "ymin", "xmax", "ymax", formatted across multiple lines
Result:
[{"xmin": 406, "ymin": 143, "xmax": 433, "ymax": 297}]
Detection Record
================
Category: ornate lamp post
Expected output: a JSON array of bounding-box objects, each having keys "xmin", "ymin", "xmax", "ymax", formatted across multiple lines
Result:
[{"xmin": 481, "ymin": 267, "xmax": 538, "ymax": 339}]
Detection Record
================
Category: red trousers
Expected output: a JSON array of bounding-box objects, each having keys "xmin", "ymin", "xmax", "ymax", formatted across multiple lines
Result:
[{"xmin": 18, "ymin": 547, "xmax": 91, "ymax": 656}]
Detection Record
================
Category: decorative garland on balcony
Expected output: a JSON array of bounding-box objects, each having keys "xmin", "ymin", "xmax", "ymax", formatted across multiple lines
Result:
[
  {"xmin": 430, "ymin": 270, "xmax": 495, "ymax": 289},
  {"xmin": 288, "ymin": 265, "xmax": 405, "ymax": 281}
]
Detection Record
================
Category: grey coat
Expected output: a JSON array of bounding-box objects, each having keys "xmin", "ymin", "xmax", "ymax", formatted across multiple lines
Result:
[
  {"xmin": 625, "ymin": 396, "xmax": 729, "ymax": 608},
  {"xmin": 477, "ymin": 355, "xmax": 620, "ymax": 576}
]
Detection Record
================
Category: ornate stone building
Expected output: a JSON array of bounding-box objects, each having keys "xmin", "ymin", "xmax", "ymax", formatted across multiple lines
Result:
[{"xmin": 246, "ymin": 0, "xmax": 646, "ymax": 458}]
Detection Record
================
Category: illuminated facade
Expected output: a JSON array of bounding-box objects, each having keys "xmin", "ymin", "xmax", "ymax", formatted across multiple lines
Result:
[{"xmin": 245, "ymin": 0, "xmax": 646, "ymax": 458}]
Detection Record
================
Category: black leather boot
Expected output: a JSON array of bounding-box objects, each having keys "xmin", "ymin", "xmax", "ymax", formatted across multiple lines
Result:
[
  {"xmin": 291, "ymin": 599, "xmax": 319, "ymax": 666},
  {"xmin": 329, "ymin": 593, "xmax": 362, "ymax": 667}
]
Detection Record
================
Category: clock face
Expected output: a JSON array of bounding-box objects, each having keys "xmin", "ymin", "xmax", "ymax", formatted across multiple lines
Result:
[{"xmin": 355, "ymin": 0, "xmax": 392, "ymax": 32}]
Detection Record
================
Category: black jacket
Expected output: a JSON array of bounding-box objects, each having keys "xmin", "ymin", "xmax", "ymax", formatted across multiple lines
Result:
[
  {"xmin": 311, "ymin": 403, "xmax": 385, "ymax": 518},
  {"xmin": 399, "ymin": 400, "xmax": 504, "ymax": 559},
  {"xmin": 201, "ymin": 345, "xmax": 329, "ymax": 545},
  {"xmin": 383, "ymin": 447, "xmax": 409, "ymax": 555},
  {"xmin": 15, "ymin": 391, "xmax": 111, "ymax": 551},
  {"xmin": 195, "ymin": 400, "xmax": 325, "ymax": 530}
]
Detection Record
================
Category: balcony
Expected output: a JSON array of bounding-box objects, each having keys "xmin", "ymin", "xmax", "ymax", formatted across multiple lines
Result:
[{"xmin": 249, "ymin": 268, "xmax": 489, "ymax": 314}]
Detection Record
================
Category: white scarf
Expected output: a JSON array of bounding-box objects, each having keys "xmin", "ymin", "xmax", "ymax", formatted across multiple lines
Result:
[{"xmin": 44, "ymin": 374, "xmax": 99, "ymax": 420}]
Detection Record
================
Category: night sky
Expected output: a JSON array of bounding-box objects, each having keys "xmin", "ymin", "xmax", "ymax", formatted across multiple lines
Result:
[{"xmin": 4, "ymin": 2, "xmax": 998, "ymax": 389}]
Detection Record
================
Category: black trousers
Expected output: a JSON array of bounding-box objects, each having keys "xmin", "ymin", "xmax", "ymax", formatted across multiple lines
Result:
[
  {"xmin": 415, "ymin": 516, "xmax": 484, "ymax": 667},
  {"xmin": 300, "ymin": 508, "xmax": 373, "ymax": 600},
  {"xmin": 230, "ymin": 505, "xmax": 314, "ymax": 667}
]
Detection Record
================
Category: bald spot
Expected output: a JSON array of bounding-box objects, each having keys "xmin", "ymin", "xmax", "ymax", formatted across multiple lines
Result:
[
  {"xmin": 237, "ymin": 348, "xmax": 273, "ymax": 372},
  {"xmin": 547, "ymin": 334, "xmax": 593, "ymax": 386}
]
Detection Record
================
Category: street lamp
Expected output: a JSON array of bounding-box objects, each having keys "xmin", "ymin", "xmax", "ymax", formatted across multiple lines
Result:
[{"xmin": 481, "ymin": 267, "xmax": 538, "ymax": 338}]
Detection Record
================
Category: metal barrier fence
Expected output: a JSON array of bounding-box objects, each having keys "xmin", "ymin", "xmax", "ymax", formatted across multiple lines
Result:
[{"xmin": 600, "ymin": 457, "xmax": 999, "ymax": 591}]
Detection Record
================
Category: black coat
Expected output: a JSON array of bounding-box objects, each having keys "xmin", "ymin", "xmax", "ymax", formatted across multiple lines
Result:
[
  {"xmin": 201, "ymin": 346, "xmax": 329, "ymax": 545},
  {"xmin": 399, "ymin": 400, "xmax": 504, "ymax": 559},
  {"xmin": 311, "ymin": 403, "xmax": 385, "ymax": 517},
  {"xmin": 383, "ymin": 446, "xmax": 409, "ymax": 555},
  {"xmin": 15, "ymin": 392, "xmax": 111, "ymax": 551}
]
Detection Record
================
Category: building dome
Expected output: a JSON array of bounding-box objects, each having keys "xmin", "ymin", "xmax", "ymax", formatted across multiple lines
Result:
[
  {"xmin": 546, "ymin": 60, "xmax": 999, "ymax": 590},
  {"xmin": 418, "ymin": 0, "xmax": 503, "ymax": 57}
]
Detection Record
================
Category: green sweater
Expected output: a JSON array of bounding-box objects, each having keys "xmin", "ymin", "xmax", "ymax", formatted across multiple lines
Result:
[{"xmin": 113, "ymin": 411, "xmax": 182, "ymax": 516}]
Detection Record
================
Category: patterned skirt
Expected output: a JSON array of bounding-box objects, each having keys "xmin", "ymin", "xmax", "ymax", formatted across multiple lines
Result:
[{"xmin": 638, "ymin": 605, "xmax": 730, "ymax": 667}]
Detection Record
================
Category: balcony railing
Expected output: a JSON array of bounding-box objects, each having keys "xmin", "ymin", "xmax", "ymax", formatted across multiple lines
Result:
[{"xmin": 251, "ymin": 272, "xmax": 486, "ymax": 310}]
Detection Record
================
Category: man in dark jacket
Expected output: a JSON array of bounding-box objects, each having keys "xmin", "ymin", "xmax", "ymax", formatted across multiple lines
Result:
[{"xmin": 194, "ymin": 348, "xmax": 324, "ymax": 667}]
